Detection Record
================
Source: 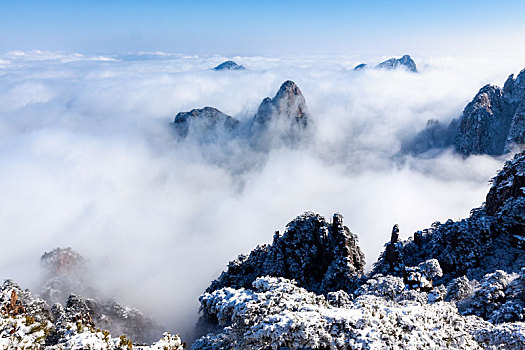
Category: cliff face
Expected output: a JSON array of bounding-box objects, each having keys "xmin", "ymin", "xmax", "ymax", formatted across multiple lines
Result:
[
  {"xmin": 252, "ymin": 80, "xmax": 309, "ymax": 129},
  {"xmin": 173, "ymin": 107, "xmax": 240, "ymax": 139},
  {"xmin": 406, "ymin": 69, "xmax": 525, "ymax": 156},
  {"xmin": 454, "ymin": 85, "xmax": 507, "ymax": 155}
]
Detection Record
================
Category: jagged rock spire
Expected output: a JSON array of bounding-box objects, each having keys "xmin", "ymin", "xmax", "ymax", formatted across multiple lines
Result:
[
  {"xmin": 205, "ymin": 212, "xmax": 364, "ymax": 296},
  {"xmin": 253, "ymin": 80, "xmax": 309, "ymax": 127}
]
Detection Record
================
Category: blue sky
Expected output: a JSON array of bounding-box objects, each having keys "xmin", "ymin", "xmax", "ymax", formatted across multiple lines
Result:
[{"xmin": 1, "ymin": 0, "xmax": 525, "ymax": 55}]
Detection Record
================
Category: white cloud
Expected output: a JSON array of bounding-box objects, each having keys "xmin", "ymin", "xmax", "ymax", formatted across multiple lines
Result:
[{"xmin": 0, "ymin": 51, "xmax": 521, "ymax": 339}]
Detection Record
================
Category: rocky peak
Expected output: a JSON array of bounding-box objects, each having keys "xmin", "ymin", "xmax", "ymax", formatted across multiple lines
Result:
[
  {"xmin": 173, "ymin": 107, "xmax": 239, "ymax": 138},
  {"xmin": 485, "ymin": 151, "xmax": 525, "ymax": 216},
  {"xmin": 205, "ymin": 212, "xmax": 365, "ymax": 296},
  {"xmin": 374, "ymin": 151, "xmax": 525, "ymax": 283},
  {"xmin": 407, "ymin": 68, "xmax": 525, "ymax": 157},
  {"xmin": 213, "ymin": 60, "xmax": 245, "ymax": 71},
  {"xmin": 454, "ymin": 84, "xmax": 510, "ymax": 156},
  {"xmin": 253, "ymin": 80, "xmax": 309, "ymax": 126},
  {"xmin": 41, "ymin": 247, "xmax": 84, "ymax": 275},
  {"xmin": 353, "ymin": 63, "xmax": 367, "ymax": 71},
  {"xmin": 376, "ymin": 54, "xmax": 417, "ymax": 72},
  {"xmin": 503, "ymin": 69, "xmax": 525, "ymax": 104}
]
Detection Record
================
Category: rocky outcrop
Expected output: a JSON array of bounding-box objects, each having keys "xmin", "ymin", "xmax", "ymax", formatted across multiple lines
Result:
[
  {"xmin": 407, "ymin": 68, "xmax": 525, "ymax": 156},
  {"xmin": 373, "ymin": 151, "xmax": 525, "ymax": 283},
  {"xmin": 213, "ymin": 60, "xmax": 245, "ymax": 71},
  {"xmin": 40, "ymin": 247, "xmax": 93, "ymax": 305},
  {"xmin": 172, "ymin": 80, "xmax": 310, "ymax": 148},
  {"xmin": 252, "ymin": 80, "xmax": 309, "ymax": 129},
  {"xmin": 197, "ymin": 212, "xmax": 365, "ymax": 339},
  {"xmin": 191, "ymin": 152, "xmax": 525, "ymax": 349},
  {"xmin": 173, "ymin": 107, "xmax": 239, "ymax": 139},
  {"xmin": 205, "ymin": 212, "xmax": 365, "ymax": 296},
  {"xmin": 0, "ymin": 279, "xmax": 184, "ymax": 349},
  {"xmin": 401, "ymin": 118, "xmax": 459, "ymax": 155},
  {"xmin": 376, "ymin": 54, "xmax": 417, "ymax": 72},
  {"xmin": 486, "ymin": 151, "xmax": 525, "ymax": 216},
  {"xmin": 454, "ymin": 84, "xmax": 509, "ymax": 155},
  {"xmin": 37, "ymin": 248, "xmax": 165, "ymax": 344},
  {"xmin": 351, "ymin": 55, "xmax": 417, "ymax": 72}
]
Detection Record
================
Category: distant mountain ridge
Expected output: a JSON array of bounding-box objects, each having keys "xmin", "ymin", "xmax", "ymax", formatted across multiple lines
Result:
[
  {"xmin": 354, "ymin": 54, "xmax": 417, "ymax": 72},
  {"xmin": 173, "ymin": 80, "xmax": 310, "ymax": 148},
  {"xmin": 213, "ymin": 60, "xmax": 245, "ymax": 71}
]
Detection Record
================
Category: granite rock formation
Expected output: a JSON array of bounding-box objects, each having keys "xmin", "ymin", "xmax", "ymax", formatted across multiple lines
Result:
[
  {"xmin": 213, "ymin": 60, "xmax": 245, "ymax": 71},
  {"xmin": 172, "ymin": 80, "xmax": 310, "ymax": 148},
  {"xmin": 38, "ymin": 248, "xmax": 164, "ymax": 344},
  {"xmin": 376, "ymin": 54, "xmax": 417, "ymax": 72},
  {"xmin": 353, "ymin": 63, "xmax": 367, "ymax": 71},
  {"xmin": 192, "ymin": 151, "xmax": 525, "ymax": 349},
  {"xmin": 173, "ymin": 107, "xmax": 239, "ymax": 139},
  {"xmin": 206, "ymin": 212, "xmax": 365, "ymax": 296},
  {"xmin": 373, "ymin": 151, "xmax": 525, "ymax": 283},
  {"xmin": 406, "ymin": 68, "xmax": 525, "ymax": 156},
  {"xmin": 0, "ymin": 279, "xmax": 184, "ymax": 349}
]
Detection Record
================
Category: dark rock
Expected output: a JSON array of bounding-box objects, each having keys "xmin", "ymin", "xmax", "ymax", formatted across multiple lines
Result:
[
  {"xmin": 406, "ymin": 68, "xmax": 525, "ymax": 157},
  {"xmin": 391, "ymin": 224, "xmax": 399, "ymax": 244},
  {"xmin": 353, "ymin": 63, "xmax": 367, "ymax": 71},
  {"xmin": 486, "ymin": 151, "xmax": 525, "ymax": 217},
  {"xmin": 455, "ymin": 85, "xmax": 509, "ymax": 155},
  {"xmin": 414, "ymin": 231, "xmax": 423, "ymax": 245},
  {"xmin": 402, "ymin": 118, "xmax": 458, "ymax": 155},
  {"xmin": 213, "ymin": 60, "xmax": 245, "ymax": 71},
  {"xmin": 197, "ymin": 212, "xmax": 365, "ymax": 338},
  {"xmin": 250, "ymin": 80, "xmax": 310, "ymax": 148},
  {"xmin": 173, "ymin": 107, "xmax": 239, "ymax": 138},
  {"xmin": 206, "ymin": 212, "xmax": 365, "ymax": 296},
  {"xmin": 252, "ymin": 80, "xmax": 309, "ymax": 128},
  {"xmin": 376, "ymin": 54, "xmax": 417, "ymax": 72},
  {"xmin": 373, "ymin": 151, "xmax": 525, "ymax": 283}
]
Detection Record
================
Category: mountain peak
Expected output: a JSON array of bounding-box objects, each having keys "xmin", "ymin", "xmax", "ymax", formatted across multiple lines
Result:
[
  {"xmin": 213, "ymin": 60, "xmax": 245, "ymax": 71},
  {"xmin": 173, "ymin": 107, "xmax": 239, "ymax": 138},
  {"xmin": 376, "ymin": 54, "xmax": 417, "ymax": 72},
  {"xmin": 253, "ymin": 80, "xmax": 308, "ymax": 126}
]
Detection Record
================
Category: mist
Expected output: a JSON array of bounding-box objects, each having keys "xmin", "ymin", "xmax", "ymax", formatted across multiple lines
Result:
[{"xmin": 0, "ymin": 50, "xmax": 522, "ymax": 339}]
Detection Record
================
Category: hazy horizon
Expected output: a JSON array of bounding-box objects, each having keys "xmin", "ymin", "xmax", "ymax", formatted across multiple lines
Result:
[{"xmin": 1, "ymin": 1, "xmax": 525, "ymax": 56}]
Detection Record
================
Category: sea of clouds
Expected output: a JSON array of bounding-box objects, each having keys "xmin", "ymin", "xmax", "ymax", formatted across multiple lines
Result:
[{"xmin": 0, "ymin": 50, "xmax": 523, "ymax": 339}]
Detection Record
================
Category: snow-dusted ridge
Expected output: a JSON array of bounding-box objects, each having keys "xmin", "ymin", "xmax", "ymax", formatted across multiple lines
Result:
[{"xmin": 1, "ymin": 155, "xmax": 524, "ymax": 348}]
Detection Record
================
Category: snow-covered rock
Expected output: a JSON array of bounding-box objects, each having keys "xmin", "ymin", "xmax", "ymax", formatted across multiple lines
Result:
[
  {"xmin": 374, "ymin": 151, "xmax": 525, "ymax": 283},
  {"xmin": 193, "ymin": 276, "xmax": 508, "ymax": 349},
  {"xmin": 375, "ymin": 54, "xmax": 417, "ymax": 72},
  {"xmin": 406, "ymin": 68, "xmax": 525, "ymax": 156},
  {"xmin": 0, "ymin": 279, "xmax": 184, "ymax": 349},
  {"xmin": 206, "ymin": 212, "xmax": 365, "ymax": 296},
  {"xmin": 173, "ymin": 107, "xmax": 240, "ymax": 139}
]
